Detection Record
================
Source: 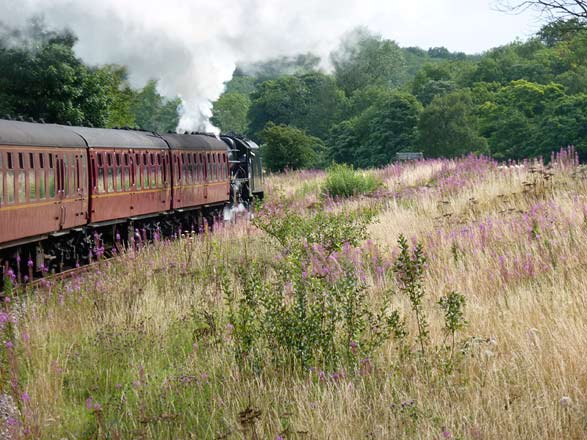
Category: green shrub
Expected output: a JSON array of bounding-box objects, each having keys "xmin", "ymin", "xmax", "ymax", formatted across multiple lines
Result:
[
  {"xmin": 254, "ymin": 202, "xmax": 377, "ymax": 254},
  {"xmin": 322, "ymin": 164, "xmax": 382, "ymax": 198}
]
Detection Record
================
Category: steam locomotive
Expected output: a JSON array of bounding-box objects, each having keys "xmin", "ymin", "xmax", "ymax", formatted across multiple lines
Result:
[{"xmin": 0, "ymin": 118, "xmax": 263, "ymax": 281}]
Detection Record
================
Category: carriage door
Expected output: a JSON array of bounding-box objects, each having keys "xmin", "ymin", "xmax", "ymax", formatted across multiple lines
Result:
[
  {"xmin": 161, "ymin": 151, "xmax": 169, "ymax": 207},
  {"xmin": 203, "ymin": 153, "xmax": 209, "ymax": 200},
  {"xmin": 74, "ymin": 153, "xmax": 86, "ymax": 222},
  {"xmin": 55, "ymin": 154, "xmax": 66, "ymax": 229}
]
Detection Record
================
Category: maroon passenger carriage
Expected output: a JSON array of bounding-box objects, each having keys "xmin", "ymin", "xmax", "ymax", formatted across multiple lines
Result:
[{"xmin": 0, "ymin": 118, "xmax": 263, "ymax": 284}]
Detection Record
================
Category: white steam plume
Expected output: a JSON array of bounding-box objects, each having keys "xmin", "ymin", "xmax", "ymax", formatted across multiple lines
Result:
[{"xmin": 0, "ymin": 0, "xmax": 405, "ymax": 133}]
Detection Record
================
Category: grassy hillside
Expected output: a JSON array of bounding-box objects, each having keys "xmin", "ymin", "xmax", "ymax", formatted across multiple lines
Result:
[{"xmin": 2, "ymin": 149, "xmax": 587, "ymax": 439}]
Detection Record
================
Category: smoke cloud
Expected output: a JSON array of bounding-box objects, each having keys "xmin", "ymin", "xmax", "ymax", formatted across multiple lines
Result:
[
  {"xmin": 0, "ymin": 1, "xmax": 539, "ymax": 132},
  {"xmin": 0, "ymin": 0, "xmax": 398, "ymax": 133}
]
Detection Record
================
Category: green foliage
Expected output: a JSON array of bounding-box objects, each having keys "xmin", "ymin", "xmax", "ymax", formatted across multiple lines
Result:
[
  {"xmin": 393, "ymin": 235, "xmax": 429, "ymax": 354},
  {"xmin": 327, "ymin": 92, "xmax": 421, "ymax": 167},
  {"xmin": 258, "ymin": 122, "xmax": 323, "ymax": 172},
  {"xmin": 223, "ymin": 68, "xmax": 257, "ymax": 95},
  {"xmin": 253, "ymin": 203, "xmax": 376, "ymax": 254},
  {"xmin": 5, "ymin": 17, "xmax": 587, "ymax": 163},
  {"xmin": 322, "ymin": 163, "xmax": 381, "ymax": 198},
  {"xmin": 418, "ymin": 90, "xmax": 489, "ymax": 157},
  {"xmin": 331, "ymin": 27, "xmax": 408, "ymax": 96},
  {"xmin": 130, "ymin": 80, "xmax": 180, "ymax": 132},
  {"xmin": 233, "ymin": 206, "xmax": 397, "ymax": 370},
  {"xmin": 211, "ymin": 92, "xmax": 251, "ymax": 133},
  {"xmin": 411, "ymin": 63, "xmax": 457, "ymax": 105},
  {"xmin": 248, "ymin": 72, "xmax": 347, "ymax": 138},
  {"xmin": 478, "ymin": 80, "xmax": 571, "ymax": 159},
  {"xmin": 100, "ymin": 65, "xmax": 137, "ymax": 128},
  {"xmin": 240, "ymin": 53, "xmax": 321, "ymax": 82},
  {"xmin": 0, "ymin": 25, "xmax": 112, "ymax": 126}
]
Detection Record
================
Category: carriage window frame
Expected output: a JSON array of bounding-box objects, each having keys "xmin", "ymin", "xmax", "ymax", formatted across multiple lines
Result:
[
  {"xmin": 28, "ymin": 152, "xmax": 36, "ymax": 201},
  {"xmin": 48, "ymin": 154, "xmax": 55, "ymax": 198},
  {"xmin": 17, "ymin": 152, "xmax": 25, "ymax": 203},
  {"xmin": 0, "ymin": 152, "xmax": 3, "ymax": 205}
]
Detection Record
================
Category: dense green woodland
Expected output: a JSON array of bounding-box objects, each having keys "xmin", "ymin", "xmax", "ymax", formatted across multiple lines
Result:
[
  {"xmin": 2, "ymin": 19, "xmax": 587, "ymax": 171},
  {"xmin": 0, "ymin": 20, "xmax": 180, "ymax": 132}
]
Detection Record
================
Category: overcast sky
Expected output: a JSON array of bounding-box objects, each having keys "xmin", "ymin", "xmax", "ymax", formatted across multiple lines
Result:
[{"xmin": 346, "ymin": 0, "xmax": 543, "ymax": 54}]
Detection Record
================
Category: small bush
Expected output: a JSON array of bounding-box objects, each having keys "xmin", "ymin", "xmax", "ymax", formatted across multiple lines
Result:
[{"xmin": 323, "ymin": 164, "xmax": 382, "ymax": 198}]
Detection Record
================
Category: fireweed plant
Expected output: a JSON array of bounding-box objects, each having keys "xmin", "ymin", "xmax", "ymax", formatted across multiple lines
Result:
[{"xmin": 3, "ymin": 147, "xmax": 586, "ymax": 439}]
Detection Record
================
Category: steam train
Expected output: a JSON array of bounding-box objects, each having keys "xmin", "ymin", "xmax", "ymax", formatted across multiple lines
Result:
[{"xmin": 0, "ymin": 118, "xmax": 263, "ymax": 282}]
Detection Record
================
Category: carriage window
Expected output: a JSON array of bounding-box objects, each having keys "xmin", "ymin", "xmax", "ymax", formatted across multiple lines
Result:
[
  {"xmin": 0, "ymin": 153, "xmax": 3, "ymax": 205},
  {"xmin": 48, "ymin": 155, "xmax": 55, "ymax": 198},
  {"xmin": 219, "ymin": 154, "xmax": 223, "ymax": 179},
  {"xmin": 124, "ymin": 166, "xmax": 130, "ymax": 191},
  {"xmin": 29, "ymin": 154, "xmax": 36, "ymax": 200},
  {"xmin": 6, "ymin": 166, "xmax": 14, "ymax": 204},
  {"xmin": 107, "ymin": 153, "xmax": 112, "ymax": 167},
  {"xmin": 97, "ymin": 153, "xmax": 103, "ymax": 167},
  {"xmin": 143, "ymin": 154, "xmax": 149, "ymax": 189},
  {"xmin": 224, "ymin": 154, "xmax": 228, "ymax": 178},
  {"xmin": 98, "ymin": 167, "xmax": 105, "ymax": 193},
  {"xmin": 69, "ymin": 154, "xmax": 76, "ymax": 196},
  {"xmin": 76, "ymin": 156, "xmax": 81, "ymax": 192},
  {"xmin": 124, "ymin": 154, "xmax": 129, "ymax": 167},
  {"xmin": 63, "ymin": 154, "xmax": 69, "ymax": 197},
  {"xmin": 156, "ymin": 154, "xmax": 162, "ymax": 186},
  {"xmin": 133, "ymin": 154, "xmax": 138, "ymax": 189},
  {"xmin": 187, "ymin": 154, "xmax": 193, "ymax": 184},
  {"xmin": 152, "ymin": 155, "xmax": 158, "ymax": 188},
  {"xmin": 116, "ymin": 153, "xmax": 121, "ymax": 167},
  {"xmin": 18, "ymin": 169, "xmax": 25, "ymax": 203},
  {"xmin": 117, "ymin": 167, "xmax": 123, "ymax": 191},
  {"xmin": 107, "ymin": 168, "xmax": 114, "ymax": 192},
  {"xmin": 162, "ymin": 155, "xmax": 167, "ymax": 184},
  {"xmin": 157, "ymin": 162, "xmax": 162, "ymax": 187},
  {"xmin": 18, "ymin": 153, "xmax": 24, "ymax": 170},
  {"xmin": 39, "ymin": 157, "xmax": 46, "ymax": 199}
]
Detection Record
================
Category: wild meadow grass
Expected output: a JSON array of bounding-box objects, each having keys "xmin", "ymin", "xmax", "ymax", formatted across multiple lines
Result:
[{"xmin": 2, "ymin": 147, "xmax": 587, "ymax": 439}]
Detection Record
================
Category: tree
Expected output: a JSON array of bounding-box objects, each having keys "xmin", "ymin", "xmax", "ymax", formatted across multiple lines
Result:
[
  {"xmin": 538, "ymin": 18, "xmax": 586, "ymax": 45},
  {"xmin": 248, "ymin": 72, "xmax": 346, "ymax": 138},
  {"xmin": 259, "ymin": 122, "xmax": 323, "ymax": 171},
  {"xmin": 130, "ymin": 80, "xmax": 180, "ymax": 132},
  {"xmin": 411, "ymin": 64, "xmax": 457, "ymax": 105},
  {"xmin": 327, "ymin": 92, "xmax": 421, "ymax": 167},
  {"xmin": 211, "ymin": 92, "xmax": 251, "ymax": 133},
  {"xmin": 327, "ymin": 119, "xmax": 360, "ymax": 165},
  {"xmin": 356, "ymin": 93, "xmax": 422, "ymax": 167},
  {"xmin": 500, "ymin": 1, "xmax": 587, "ymax": 21},
  {"xmin": 478, "ymin": 80, "xmax": 565, "ymax": 158},
  {"xmin": 538, "ymin": 93, "xmax": 587, "ymax": 158},
  {"xmin": 240, "ymin": 53, "xmax": 321, "ymax": 82},
  {"xmin": 0, "ymin": 25, "xmax": 112, "ymax": 126},
  {"xmin": 100, "ymin": 65, "xmax": 137, "ymax": 128},
  {"xmin": 418, "ymin": 90, "xmax": 488, "ymax": 158},
  {"xmin": 330, "ymin": 27, "xmax": 407, "ymax": 96}
]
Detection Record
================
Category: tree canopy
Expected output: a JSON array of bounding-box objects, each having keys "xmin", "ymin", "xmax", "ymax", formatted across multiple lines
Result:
[{"xmin": 4, "ymin": 18, "xmax": 587, "ymax": 168}]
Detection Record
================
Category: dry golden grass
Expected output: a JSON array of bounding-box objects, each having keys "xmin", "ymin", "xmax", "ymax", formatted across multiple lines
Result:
[{"xmin": 4, "ymin": 158, "xmax": 587, "ymax": 439}]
